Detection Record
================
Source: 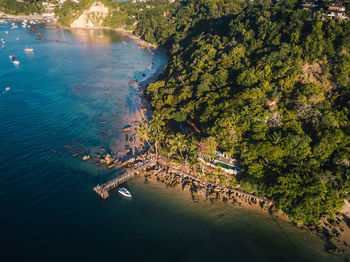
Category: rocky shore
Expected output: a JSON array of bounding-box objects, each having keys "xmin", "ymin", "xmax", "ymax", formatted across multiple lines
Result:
[
  {"xmin": 134, "ymin": 158, "xmax": 276, "ymax": 212},
  {"xmin": 118, "ymin": 155, "xmax": 350, "ymax": 257}
]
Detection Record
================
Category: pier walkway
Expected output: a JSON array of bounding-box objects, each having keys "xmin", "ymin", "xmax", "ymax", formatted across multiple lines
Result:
[
  {"xmin": 93, "ymin": 160, "xmax": 156, "ymax": 199},
  {"xmin": 94, "ymin": 158, "xmax": 269, "ymax": 204}
]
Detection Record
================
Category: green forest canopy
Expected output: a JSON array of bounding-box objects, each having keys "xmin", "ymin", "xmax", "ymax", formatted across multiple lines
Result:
[{"xmin": 133, "ymin": 0, "xmax": 350, "ymax": 224}]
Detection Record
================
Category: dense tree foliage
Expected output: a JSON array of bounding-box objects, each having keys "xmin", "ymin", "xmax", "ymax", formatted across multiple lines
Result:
[
  {"xmin": 133, "ymin": 1, "xmax": 350, "ymax": 224},
  {"xmin": 0, "ymin": 0, "xmax": 43, "ymax": 15}
]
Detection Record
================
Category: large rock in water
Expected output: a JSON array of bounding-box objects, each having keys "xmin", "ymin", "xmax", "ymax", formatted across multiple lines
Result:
[
  {"xmin": 70, "ymin": 2, "xmax": 109, "ymax": 28},
  {"xmin": 325, "ymin": 242, "xmax": 343, "ymax": 255}
]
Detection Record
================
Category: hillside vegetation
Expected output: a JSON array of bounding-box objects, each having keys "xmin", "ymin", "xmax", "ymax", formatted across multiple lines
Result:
[
  {"xmin": 0, "ymin": 0, "xmax": 42, "ymax": 15},
  {"xmin": 133, "ymin": 0, "xmax": 350, "ymax": 224}
]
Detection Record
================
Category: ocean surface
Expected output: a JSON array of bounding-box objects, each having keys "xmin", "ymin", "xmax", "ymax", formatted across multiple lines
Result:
[{"xmin": 0, "ymin": 21, "xmax": 346, "ymax": 261}]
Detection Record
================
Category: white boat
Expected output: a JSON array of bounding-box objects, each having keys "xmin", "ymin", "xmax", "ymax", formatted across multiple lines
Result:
[
  {"xmin": 13, "ymin": 61, "xmax": 20, "ymax": 65},
  {"xmin": 24, "ymin": 46, "xmax": 34, "ymax": 53},
  {"xmin": 5, "ymin": 87, "xmax": 10, "ymax": 91},
  {"xmin": 118, "ymin": 188, "xmax": 132, "ymax": 198}
]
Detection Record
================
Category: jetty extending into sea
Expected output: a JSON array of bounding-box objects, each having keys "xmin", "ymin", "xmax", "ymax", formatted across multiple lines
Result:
[
  {"xmin": 93, "ymin": 158, "xmax": 269, "ymax": 206},
  {"xmin": 93, "ymin": 160, "xmax": 156, "ymax": 199}
]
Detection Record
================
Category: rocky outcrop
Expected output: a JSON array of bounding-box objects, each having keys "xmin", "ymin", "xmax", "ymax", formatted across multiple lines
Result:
[
  {"xmin": 137, "ymin": 160, "xmax": 273, "ymax": 211},
  {"xmin": 71, "ymin": 2, "xmax": 109, "ymax": 28}
]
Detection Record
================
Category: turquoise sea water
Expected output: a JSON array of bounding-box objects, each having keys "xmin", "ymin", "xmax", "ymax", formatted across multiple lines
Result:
[{"xmin": 0, "ymin": 21, "xmax": 346, "ymax": 261}]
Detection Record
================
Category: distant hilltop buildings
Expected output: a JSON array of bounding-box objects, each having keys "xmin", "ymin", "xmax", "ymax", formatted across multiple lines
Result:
[{"xmin": 299, "ymin": 0, "xmax": 349, "ymax": 21}]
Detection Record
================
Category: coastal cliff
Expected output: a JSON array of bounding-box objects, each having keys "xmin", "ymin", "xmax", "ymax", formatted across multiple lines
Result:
[{"xmin": 70, "ymin": 2, "xmax": 109, "ymax": 29}]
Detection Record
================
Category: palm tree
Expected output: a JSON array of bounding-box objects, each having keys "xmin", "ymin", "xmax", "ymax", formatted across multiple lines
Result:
[
  {"xmin": 268, "ymin": 131, "xmax": 283, "ymax": 145},
  {"xmin": 170, "ymin": 133, "xmax": 187, "ymax": 160},
  {"xmin": 149, "ymin": 113, "xmax": 165, "ymax": 156},
  {"xmin": 186, "ymin": 136, "xmax": 199, "ymax": 166},
  {"xmin": 150, "ymin": 113, "xmax": 165, "ymax": 134},
  {"xmin": 136, "ymin": 123, "xmax": 153, "ymax": 151},
  {"xmin": 164, "ymin": 137, "xmax": 176, "ymax": 161}
]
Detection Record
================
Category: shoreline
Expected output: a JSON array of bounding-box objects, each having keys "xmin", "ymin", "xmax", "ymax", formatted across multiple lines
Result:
[
  {"xmin": 70, "ymin": 23, "xmax": 350, "ymax": 255},
  {"xmin": 127, "ymin": 157, "xmax": 350, "ymax": 256},
  {"xmin": 0, "ymin": 13, "xmax": 156, "ymax": 49},
  {"xmin": 0, "ymin": 13, "xmax": 53, "ymax": 20},
  {"xmin": 61, "ymin": 26, "xmax": 158, "ymax": 50},
  {"xmin": 110, "ymin": 48, "xmax": 166, "ymax": 158},
  {"xmin": 5, "ymin": 15, "xmax": 347, "ymax": 256}
]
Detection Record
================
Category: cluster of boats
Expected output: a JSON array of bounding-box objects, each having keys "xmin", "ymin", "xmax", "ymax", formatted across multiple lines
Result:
[
  {"xmin": 2, "ymin": 21, "xmax": 35, "ymax": 65},
  {"xmin": 9, "ymin": 55, "xmax": 19, "ymax": 65},
  {"xmin": 8, "ymin": 46, "xmax": 34, "ymax": 65},
  {"xmin": 0, "ymin": 19, "xmax": 48, "ymax": 25},
  {"xmin": 1, "ymin": 17, "xmax": 133, "ymax": 200}
]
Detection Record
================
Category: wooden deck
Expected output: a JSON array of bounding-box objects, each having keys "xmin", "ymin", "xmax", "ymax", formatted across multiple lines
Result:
[{"xmin": 93, "ymin": 160, "xmax": 156, "ymax": 199}]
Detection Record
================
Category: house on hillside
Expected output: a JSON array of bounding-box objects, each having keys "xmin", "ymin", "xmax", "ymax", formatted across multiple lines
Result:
[
  {"xmin": 198, "ymin": 139, "xmax": 240, "ymax": 175},
  {"xmin": 42, "ymin": 2, "xmax": 56, "ymax": 11},
  {"xmin": 322, "ymin": 1, "xmax": 349, "ymax": 21}
]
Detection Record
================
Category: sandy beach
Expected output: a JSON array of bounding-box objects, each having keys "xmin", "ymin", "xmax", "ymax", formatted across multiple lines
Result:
[
  {"xmin": 113, "ymin": 58, "xmax": 166, "ymax": 159},
  {"xmin": 114, "ymin": 28, "xmax": 158, "ymax": 49},
  {"xmin": 62, "ymin": 26, "xmax": 158, "ymax": 50}
]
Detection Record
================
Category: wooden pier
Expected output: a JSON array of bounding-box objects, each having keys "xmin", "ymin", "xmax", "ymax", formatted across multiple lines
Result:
[
  {"xmin": 93, "ymin": 160, "xmax": 156, "ymax": 199},
  {"xmin": 94, "ymin": 158, "xmax": 269, "ymax": 205}
]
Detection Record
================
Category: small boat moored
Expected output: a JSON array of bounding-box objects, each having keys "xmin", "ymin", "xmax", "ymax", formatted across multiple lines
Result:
[
  {"xmin": 13, "ymin": 60, "xmax": 20, "ymax": 65},
  {"xmin": 24, "ymin": 47, "xmax": 34, "ymax": 53},
  {"xmin": 9, "ymin": 55, "xmax": 15, "ymax": 60},
  {"xmin": 118, "ymin": 187, "xmax": 132, "ymax": 198}
]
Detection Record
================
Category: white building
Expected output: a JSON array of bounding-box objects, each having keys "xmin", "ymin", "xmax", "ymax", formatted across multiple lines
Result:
[{"xmin": 58, "ymin": 0, "xmax": 80, "ymax": 3}]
